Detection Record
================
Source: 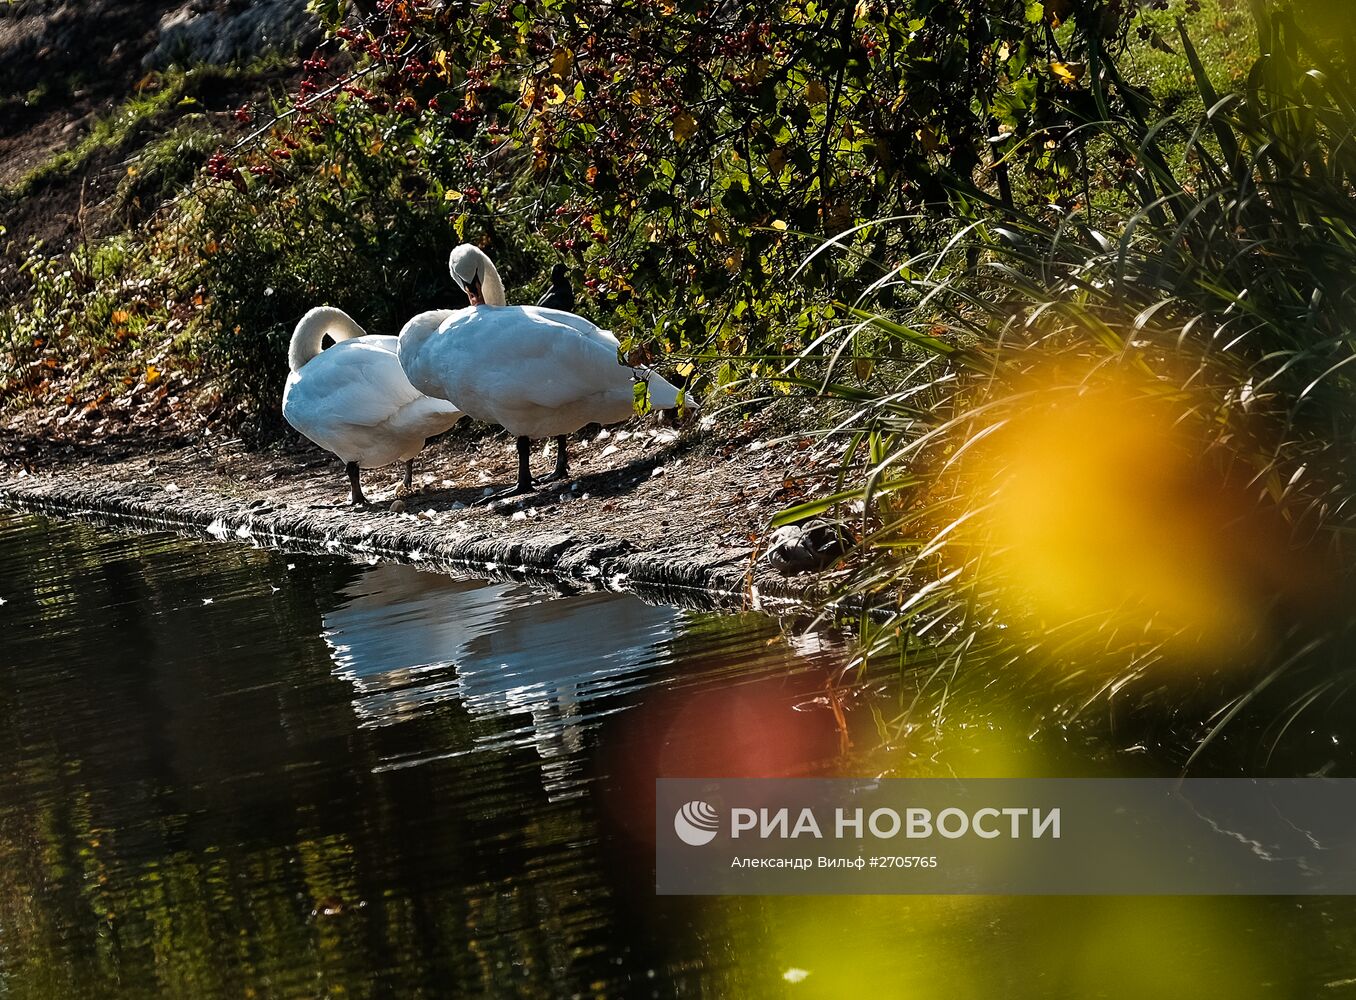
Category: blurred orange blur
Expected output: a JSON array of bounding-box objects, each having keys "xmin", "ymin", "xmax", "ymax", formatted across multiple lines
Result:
[{"xmin": 958, "ymin": 371, "xmax": 1331, "ymax": 665}]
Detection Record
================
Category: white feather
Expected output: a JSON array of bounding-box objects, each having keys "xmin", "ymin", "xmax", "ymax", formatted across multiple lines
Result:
[{"xmin": 282, "ymin": 307, "xmax": 464, "ymax": 468}]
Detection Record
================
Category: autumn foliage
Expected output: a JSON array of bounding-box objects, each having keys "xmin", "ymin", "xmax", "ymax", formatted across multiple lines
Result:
[{"xmin": 194, "ymin": 0, "xmax": 1143, "ymax": 399}]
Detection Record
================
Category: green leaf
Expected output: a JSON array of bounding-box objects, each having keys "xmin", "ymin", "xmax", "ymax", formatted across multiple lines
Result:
[
  {"xmin": 770, "ymin": 479, "xmax": 918, "ymax": 528},
  {"xmin": 633, "ymin": 378, "xmax": 654, "ymax": 415},
  {"xmin": 306, "ymin": 0, "xmax": 345, "ymax": 27}
]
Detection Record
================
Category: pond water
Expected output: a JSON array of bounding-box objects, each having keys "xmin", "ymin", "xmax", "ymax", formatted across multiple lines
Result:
[{"xmin": 0, "ymin": 509, "xmax": 1354, "ymax": 998}]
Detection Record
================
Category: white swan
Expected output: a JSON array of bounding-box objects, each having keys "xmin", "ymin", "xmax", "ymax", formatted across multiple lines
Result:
[
  {"xmin": 398, "ymin": 245, "xmax": 694, "ymax": 498},
  {"xmin": 449, "ymin": 241, "xmax": 508, "ymax": 308},
  {"xmin": 282, "ymin": 306, "xmax": 465, "ymax": 505}
]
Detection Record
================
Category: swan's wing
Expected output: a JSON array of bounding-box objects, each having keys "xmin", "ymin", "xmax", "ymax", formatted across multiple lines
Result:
[
  {"xmin": 523, "ymin": 305, "xmax": 621, "ymax": 349},
  {"xmin": 285, "ymin": 338, "xmax": 427, "ymax": 436},
  {"xmin": 446, "ymin": 307, "xmax": 634, "ymax": 413},
  {"xmin": 392, "ymin": 393, "xmax": 465, "ymax": 441},
  {"xmin": 510, "ymin": 308, "xmax": 694, "ymax": 409}
]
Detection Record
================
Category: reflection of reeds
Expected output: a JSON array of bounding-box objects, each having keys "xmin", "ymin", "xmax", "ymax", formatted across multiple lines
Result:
[{"xmin": 780, "ymin": 5, "xmax": 1356, "ymax": 750}]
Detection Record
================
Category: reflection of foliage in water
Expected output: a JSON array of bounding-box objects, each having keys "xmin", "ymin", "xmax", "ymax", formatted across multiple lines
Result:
[{"xmin": 0, "ymin": 511, "xmax": 1355, "ymax": 997}]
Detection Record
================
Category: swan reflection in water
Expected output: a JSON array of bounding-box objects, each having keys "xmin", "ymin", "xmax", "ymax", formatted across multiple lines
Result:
[{"xmin": 321, "ymin": 562, "xmax": 678, "ymax": 792}]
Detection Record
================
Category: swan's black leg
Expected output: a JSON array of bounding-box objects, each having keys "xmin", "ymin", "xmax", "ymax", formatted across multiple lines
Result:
[
  {"xmin": 515, "ymin": 436, "xmax": 534, "ymax": 492},
  {"xmin": 346, "ymin": 462, "xmax": 369, "ymax": 506},
  {"xmin": 402, "ymin": 459, "xmax": 414, "ymax": 491},
  {"xmin": 535, "ymin": 435, "xmax": 569, "ymax": 485},
  {"xmin": 474, "ymin": 436, "xmax": 536, "ymax": 505}
]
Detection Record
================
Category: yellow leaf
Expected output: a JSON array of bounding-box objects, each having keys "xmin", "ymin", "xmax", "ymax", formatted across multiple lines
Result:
[
  {"xmin": 631, "ymin": 88, "xmax": 651, "ymax": 107},
  {"xmin": 145, "ymin": 365, "xmax": 162, "ymax": 385},
  {"xmin": 550, "ymin": 48, "xmax": 573, "ymax": 79},
  {"xmin": 444, "ymin": 189, "xmax": 463, "ymax": 201},
  {"xmin": 547, "ymin": 83, "xmax": 567, "ymax": 105},
  {"xmin": 770, "ymin": 219, "xmax": 788, "ymax": 231},
  {"xmin": 709, "ymin": 217, "xmax": 728, "ymax": 245},
  {"xmin": 1050, "ymin": 60, "xmax": 1085, "ymax": 84},
  {"xmin": 431, "ymin": 50, "xmax": 452, "ymax": 82},
  {"xmin": 110, "ymin": 310, "xmax": 131, "ymax": 325},
  {"xmin": 805, "ymin": 79, "xmax": 828, "ymax": 103},
  {"xmin": 767, "ymin": 147, "xmax": 786, "ymax": 175},
  {"xmin": 671, "ymin": 110, "xmax": 697, "ymax": 143},
  {"xmin": 660, "ymin": 0, "xmax": 676, "ymax": 12}
]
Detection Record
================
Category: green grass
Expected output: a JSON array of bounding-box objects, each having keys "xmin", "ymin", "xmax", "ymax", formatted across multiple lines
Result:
[
  {"xmin": 1126, "ymin": 0, "xmax": 1260, "ymax": 106},
  {"xmin": 3, "ymin": 85, "xmax": 185, "ymax": 202},
  {"xmin": 0, "ymin": 62, "xmax": 271, "ymax": 205},
  {"xmin": 112, "ymin": 117, "xmax": 218, "ymax": 217}
]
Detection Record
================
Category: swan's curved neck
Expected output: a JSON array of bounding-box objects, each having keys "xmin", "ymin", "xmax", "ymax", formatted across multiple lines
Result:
[
  {"xmin": 480, "ymin": 256, "xmax": 507, "ymax": 307},
  {"xmin": 289, "ymin": 307, "xmax": 367, "ymax": 372}
]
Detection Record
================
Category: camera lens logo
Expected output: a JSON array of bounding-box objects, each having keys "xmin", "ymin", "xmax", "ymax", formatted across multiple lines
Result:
[{"xmin": 674, "ymin": 800, "xmax": 720, "ymax": 846}]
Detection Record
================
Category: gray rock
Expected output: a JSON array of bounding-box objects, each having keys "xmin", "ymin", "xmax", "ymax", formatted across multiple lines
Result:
[
  {"xmin": 143, "ymin": 0, "xmax": 320, "ymax": 69},
  {"xmin": 764, "ymin": 518, "xmax": 854, "ymax": 575}
]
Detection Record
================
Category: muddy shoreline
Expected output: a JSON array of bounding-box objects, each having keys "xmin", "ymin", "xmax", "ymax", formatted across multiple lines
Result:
[{"xmin": 0, "ymin": 426, "xmax": 850, "ymax": 613}]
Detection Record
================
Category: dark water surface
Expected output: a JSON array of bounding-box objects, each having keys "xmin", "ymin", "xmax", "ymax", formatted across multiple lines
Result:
[{"xmin": 0, "ymin": 510, "xmax": 1354, "ymax": 999}]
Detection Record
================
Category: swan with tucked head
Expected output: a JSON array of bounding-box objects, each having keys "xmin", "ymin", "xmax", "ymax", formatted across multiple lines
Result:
[
  {"xmin": 448, "ymin": 243, "xmax": 507, "ymax": 307},
  {"xmin": 398, "ymin": 245, "xmax": 695, "ymax": 499},
  {"xmin": 283, "ymin": 306, "xmax": 465, "ymax": 505}
]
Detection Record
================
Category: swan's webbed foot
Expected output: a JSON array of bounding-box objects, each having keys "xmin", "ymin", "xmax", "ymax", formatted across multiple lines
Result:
[{"xmin": 472, "ymin": 482, "xmax": 536, "ymax": 507}]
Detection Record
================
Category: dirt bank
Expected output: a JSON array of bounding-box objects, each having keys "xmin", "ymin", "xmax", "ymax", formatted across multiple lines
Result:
[
  {"xmin": 0, "ymin": 0, "xmax": 314, "ymax": 261},
  {"xmin": 0, "ymin": 417, "xmax": 854, "ymax": 611}
]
